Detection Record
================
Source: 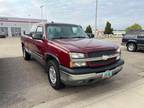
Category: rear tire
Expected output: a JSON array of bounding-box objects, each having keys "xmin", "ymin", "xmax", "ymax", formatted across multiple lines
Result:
[
  {"xmin": 22, "ymin": 47, "xmax": 31, "ymax": 60},
  {"xmin": 47, "ymin": 60, "xmax": 64, "ymax": 90},
  {"xmin": 127, "ymin": 43, "xmax": 137, "ymax": 52}
]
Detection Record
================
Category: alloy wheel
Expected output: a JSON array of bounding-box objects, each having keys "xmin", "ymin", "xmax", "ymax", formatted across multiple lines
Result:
[{"xmin": 49, "ymin": 66, "xmax": 57, "ymax": 84}]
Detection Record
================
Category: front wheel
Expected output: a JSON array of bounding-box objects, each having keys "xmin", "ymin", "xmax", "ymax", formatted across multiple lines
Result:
[
  {"xmin": 47, "ymin": 60, "xmax": 64, "ymax": 90},
  {"xmin": 127, "ymin": 43, "xmax": 137, "ymax": 52},
  {"xmin": 22, "ymin": 47, "xmax": 31, "ymax": 60}
]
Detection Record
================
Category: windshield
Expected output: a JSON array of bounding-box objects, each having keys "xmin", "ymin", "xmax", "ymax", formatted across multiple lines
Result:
[{"xmin": 47, "ymin": 24, "xmax": 88, "ymax": 39}]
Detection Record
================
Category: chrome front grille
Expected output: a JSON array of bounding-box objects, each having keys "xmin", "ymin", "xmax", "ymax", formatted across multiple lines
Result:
[
  {"xmin": 87, "ymin": 50, "xmax": 117, "ymax": 67},
  {"xmin": 88, "ymin": 50, "xmax": 116, "ymax": 58},
  {"xmin": 88, "ymin": 57, "xmax": 117, "ymax": 67},
  {"xmin": 70, "ymin": 50, "xmax": 119, "ymax": 68}
]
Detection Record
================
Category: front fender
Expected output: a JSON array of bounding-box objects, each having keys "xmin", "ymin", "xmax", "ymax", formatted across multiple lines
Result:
[
  {"xmin": 44, "ymin": 53, "xmax": 60, "ymax": 64},
  {"xmin": 127, "ymin": 39, "xmax": 137, "ymax": 45}
]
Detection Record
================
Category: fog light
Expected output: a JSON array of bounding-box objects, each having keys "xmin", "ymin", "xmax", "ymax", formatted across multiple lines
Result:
[
  {"xmin": 70, "ymin": 61, "xmax": 86, "ymax": 68},
  {"xmin": 116, "ymin": 55, "xmax": 120, "ymax": 60}
]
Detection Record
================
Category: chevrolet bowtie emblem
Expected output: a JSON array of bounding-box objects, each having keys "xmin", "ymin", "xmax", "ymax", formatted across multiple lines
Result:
[{"xmin": 102, "ymin": 55, "xmax": 109, "ymax": 60}]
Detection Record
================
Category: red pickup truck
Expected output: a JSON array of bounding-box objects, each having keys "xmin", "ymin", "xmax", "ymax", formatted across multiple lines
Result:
[{"xmin": 21, "ymin": 22, "xmax": 124, "ymax": 89}]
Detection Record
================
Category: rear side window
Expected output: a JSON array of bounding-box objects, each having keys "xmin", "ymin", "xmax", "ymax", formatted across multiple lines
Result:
[
  {"xmin": 124, "ymin": 34, "xmax": 136, "ymax": 38},
  {"xmin": 30, "ymin": 25, "xmax": 37, "ymax": 33},
  {"xmin": 36, "ymin": 26, "xmax": 43, "ymax": 33},
  {"xmin": 137, "ymin": 35, "xmax": 144, "ymax": 39}
]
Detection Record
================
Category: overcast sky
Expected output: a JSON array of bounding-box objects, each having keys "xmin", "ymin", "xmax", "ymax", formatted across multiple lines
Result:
[{"xmin": 0, "ymin": 0, "xmax": 144, "ymax": 30}]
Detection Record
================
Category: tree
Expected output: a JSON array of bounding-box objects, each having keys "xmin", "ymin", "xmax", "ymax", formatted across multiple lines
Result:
[
  {"xmin": 126, "ymin": 24, "xmax": 142, "ymax": 32},
  {"xmin": 85, "ymin": 25, "xmax": 93, "ymax": 34},
  {"xmin": 104, "ymin": 21, "xmax": 113, "ymax": 34}
]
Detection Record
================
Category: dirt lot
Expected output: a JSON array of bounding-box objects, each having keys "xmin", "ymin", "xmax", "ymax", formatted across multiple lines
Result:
[{"xmin": 0, "ymin": 37, "xmax": 144, "ymax": 108}]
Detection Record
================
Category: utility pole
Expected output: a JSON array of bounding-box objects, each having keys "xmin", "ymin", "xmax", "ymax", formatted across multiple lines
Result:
[
  {"xmin": 40, "ymin": 5, "xmax": 44, "ymax": 22},
  {"xmin": 40, "ymin": 0, "xmax": 49, "ymax": 22},
  {"xmin": 95, "ymin": 0, "xmax": 98, "ymax": 37}
]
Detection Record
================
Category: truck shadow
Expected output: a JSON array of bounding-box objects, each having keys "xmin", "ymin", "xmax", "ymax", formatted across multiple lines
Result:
[{"xmin": 137, "ymin": 50, "xmax": 144, "ymax": 53}]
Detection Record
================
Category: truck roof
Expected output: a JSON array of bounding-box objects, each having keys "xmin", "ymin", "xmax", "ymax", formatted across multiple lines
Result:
[{"xmin": 35, "ymin": 22, "xmax": 80, "ymax": 26}]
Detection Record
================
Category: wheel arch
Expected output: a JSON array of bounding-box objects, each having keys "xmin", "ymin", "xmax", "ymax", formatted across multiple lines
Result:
[
  {"xmin": 126, "ymin": 40, "xmax": 137, "ymax": 46},
  {"xmin": 45, "ymin": 53, "xmax": 60, "ymax": 64}
]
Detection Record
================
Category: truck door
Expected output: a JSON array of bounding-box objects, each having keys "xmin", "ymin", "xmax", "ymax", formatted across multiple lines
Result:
[
  {"xmin": 137, "ymin": 35, "xmax": 144, "ymax": 47},
  {"xmin": 28, "ymin": 25, "xmax": 37, "ymax": 53},
  {"xmin": 32, "ymin": 26, "xmax": 46, "ymax": 63}
]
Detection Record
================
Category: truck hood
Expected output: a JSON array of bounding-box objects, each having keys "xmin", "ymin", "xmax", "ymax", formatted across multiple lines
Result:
[{"xmin": 52, "ymin": 38, "xmax": 118, "ymax": 53}]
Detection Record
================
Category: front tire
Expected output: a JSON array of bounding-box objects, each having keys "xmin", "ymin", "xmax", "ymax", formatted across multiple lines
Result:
[
  {"xmin": 47, "ymin": 60, "xmax": 64, "ymax": 90},
  {"xmin": 127, "ymin": 43, "xmax": 137, "ymax": 52},
  {"xmin": 22, "ymin": 47, "xmax": 31, "ymax": 60}
]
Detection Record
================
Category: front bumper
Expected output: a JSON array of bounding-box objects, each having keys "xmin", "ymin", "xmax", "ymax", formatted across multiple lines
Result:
[{"xmin": 60, "ymin": 59, "xmax": 124, "ymax": 85}]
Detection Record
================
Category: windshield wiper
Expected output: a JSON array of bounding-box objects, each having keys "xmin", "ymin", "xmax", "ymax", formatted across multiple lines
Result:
[
  {"xmin": 51, "ymin": 37, "xmax": 70, "ymax": 39},
  {"xmin": 72, "ymin": 36, "xmax": 87, "ymax": 38}
]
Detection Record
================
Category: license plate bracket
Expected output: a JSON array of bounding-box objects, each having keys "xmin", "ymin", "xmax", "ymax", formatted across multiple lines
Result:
[{"xmin": 102, "ymin": 70, "xmax": 113, "ymax": 78}]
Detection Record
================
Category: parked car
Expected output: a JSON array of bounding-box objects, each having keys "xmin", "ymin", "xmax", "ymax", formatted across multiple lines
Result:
[
  {"xmin": 21, "ymin": 22, "xmax": 124, "ymax": 89},
  {"xmin": 0, "ymin": 32, "xmax": 6, "ymax": 38},
  {"xmin": 122, "ymin": 30, "xmax": 144, "ymax": 52}
]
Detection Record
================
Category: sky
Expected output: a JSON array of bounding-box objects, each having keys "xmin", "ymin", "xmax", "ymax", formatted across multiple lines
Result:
[{"xmin": 0, "ymin": 0, "xmax": 144, "ymax": 30}]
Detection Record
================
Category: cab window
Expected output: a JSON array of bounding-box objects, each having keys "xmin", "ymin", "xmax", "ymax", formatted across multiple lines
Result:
[
  {"xmin": 30, "ymin": 25, "xmax": 37, "ymax": 33},
  {"xmin": 33, "ymin": 26, "xmax": 43, "ymax": 39}
]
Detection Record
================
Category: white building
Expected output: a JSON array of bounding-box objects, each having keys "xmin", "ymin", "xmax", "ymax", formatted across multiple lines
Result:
[
  {"xmin": 113, "ymin": 30, "xmax": 126, "ymax": 35},
  {"xmin": 0, "ymin": 17, "xmax": 46, "ymax": 37}
]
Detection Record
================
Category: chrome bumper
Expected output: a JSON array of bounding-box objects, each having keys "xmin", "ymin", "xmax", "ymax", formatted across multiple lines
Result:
[{"xmin": 60, "ymin": 65, "xmax": 123, "ymax": 84}]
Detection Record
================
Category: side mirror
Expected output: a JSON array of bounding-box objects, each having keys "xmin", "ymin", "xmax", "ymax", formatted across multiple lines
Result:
[
  {"xmin": 87, "ymin": 33, "xmax": 95, "ymax": 38},
  {"xmin": 28, "ymin": 32, "xmax": 33, "ymax": 37},
  {"xmin": 33, "ymin": 33, "xmax": 43, "ymax": 40}
]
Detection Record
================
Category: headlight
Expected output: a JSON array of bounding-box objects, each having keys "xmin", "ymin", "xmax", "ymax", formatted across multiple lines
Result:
[
  {"xmin": 116, "ymin": 47, "xmax": 121, "ymax": 60},
  {"xmin": 69, "ymin": 53, "xmax": 85, "ymax": 59},
  {"xmin": 69, "ymin": 53, "xmax": 86, "ymax": 67}
]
